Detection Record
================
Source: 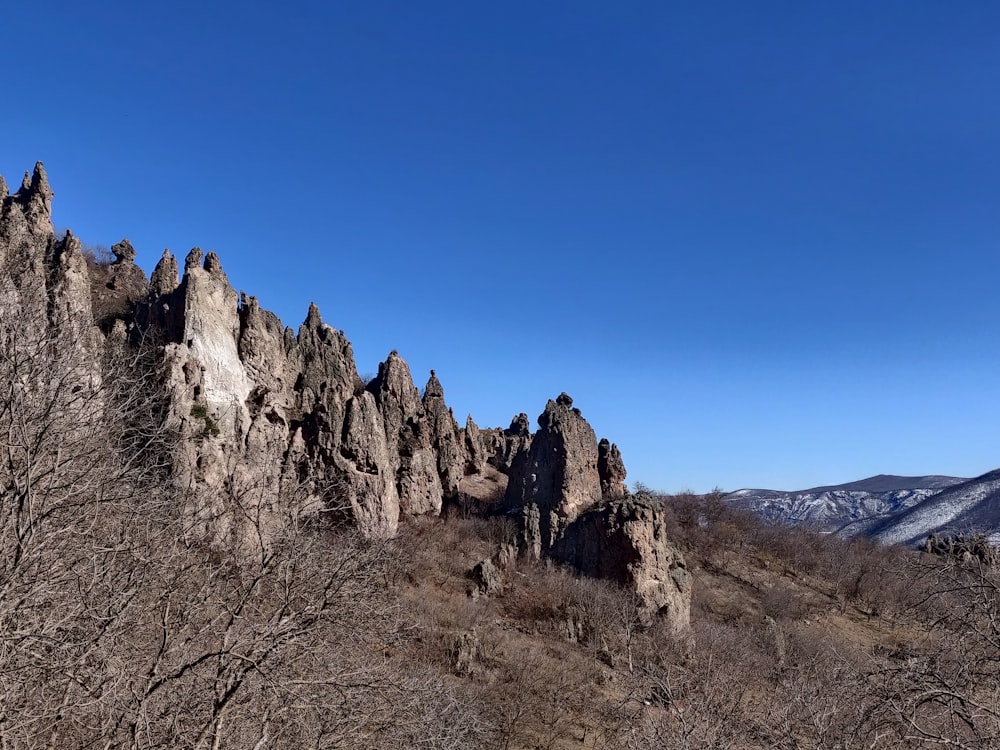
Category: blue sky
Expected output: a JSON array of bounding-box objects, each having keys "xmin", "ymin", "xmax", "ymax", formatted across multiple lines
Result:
[{"xmin": 3, "ymin": 2, "xmax": 999, "ymax": 492}]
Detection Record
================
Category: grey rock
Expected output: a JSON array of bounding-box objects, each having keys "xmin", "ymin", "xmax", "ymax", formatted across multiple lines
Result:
[
  {"xmin": 204, "ymin": 251, "xmax": 224, "ymax": 276},
  {"xmin": 368, "ymin": 351, "xmax": 443, "ymax": 515},
  {"xmin": 470, "ymin": 558, "xmax": 503, "ymax": 598},
  {"xmin": 450, "ymin": 631, "xmax": 480, "ymax": 676},
  {"xmin": 505, "ymin": 393, "xmax": 603, "ymax": 555},
  {"xmin": 98, "ymin": 238, "xmax": 149, "ymax": 308},
  {"xmin": 554, "ymin": 497, "xmax": 692, "ymax": 632},
  {"xmin": 598, "ymin": 438, "xmax": 627, "ymax": 499},
  {"xmin": 111, "ymin": 238, "xmax": 137, "ymax": 264},
  {"xmin": 483, "ymin": 413, "xmax": 533, "ymax": 474},
  {"xmin": 464, "ymin": 414, "xmax": 486, "ymax": 474},
  {"xmin": 422, "ymin": 370, "xmax": 466, "ymax": 500},
  {"xmin": 0, "ymin": 163, "xmax": 679, "ymax": 634},
  {"xmin": 337, "ymin": 392, "xmax": 400, "ymax": 538},
  {"xmin": 184, "ymin": 247, "xmax": 203, "ymax": 273},
  {"xmin": 51, "ymin": 230, "xmax": 99, "ymax": 350},
  {"xmin": 0, "ymin": 163, "xmax": 89, "ymax": 340},
  {"xmin": 150, "ymin": 249, "xmax": 180, "ymax": 297}
]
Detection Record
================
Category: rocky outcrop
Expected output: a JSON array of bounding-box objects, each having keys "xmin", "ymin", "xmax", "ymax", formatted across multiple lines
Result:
[
  {"xmin": 464, "ymin": 415, "xmax": 486, "ymax": 474},
  {"xmin": 469, "ymin": 558, "xmax": 503, "ymax": 598},
  {"xmin": 505, "ymin": 393, "xmax": 603, "ymax": 556},
  {"xmin": 337, "ymin": 392, "xmax": 400, "ymax": 537},
  {"xmin": 87, "ymin": 238, "xmax": 150, "ymax": 327},
  {"xmin": 150, "ymin": 249, "xmax": 180, "ymax": 297},
  {"xmin": 107, "ymin": 239, "xmax": 148, "ymax": 298},
  {"xmin": 923, "ymin": 532, "xmax": 999, "ymax": 566},
  {"xmin": 0, "ymin": 163, "xmax": 56, "ymax": 322},
  {"xmin": 422, "ymin": 370, "xmax": 466, "ymax": 501},
  {"xmin": 598, "ymin": 438, "xmax": 627, "ymax": 499},
  {"xmin": 502, "ymin": 393, "xmax": 692, "ymax": 632},
  {"xmin": 554, "ymin": 498, "xmax": 692, "ymax": 632},
  {"xmin": 1, "ymin": 164, "xmax": 98, "ymax": 366},
  {"xmin": 368, "ymin": 352, "xmax": 443, "ymax": 515},
  {"xmin": 51, "ymin": 230, "xmax": 101, "ymax": 353},
  {"xmin": 487, "ymin": 413, "xmax": 532, "ymax": 473},
  {"xmin": 1, "ymin": 164, "xmax": 692, "ymax": 630}
]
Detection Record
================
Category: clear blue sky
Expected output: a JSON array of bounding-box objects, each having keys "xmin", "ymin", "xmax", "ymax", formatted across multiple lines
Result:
[{"xmin": 3, "ymin": 2, "xmax": 999, "ymax": 492}]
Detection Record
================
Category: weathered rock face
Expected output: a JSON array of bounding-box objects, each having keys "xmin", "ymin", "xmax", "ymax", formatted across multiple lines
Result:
[
  {"xmin": 0, "ymin": 163, "xmax": 56, "ymax": 323},
  {"xmin": 108, "ymin": 239, "xmax": 148, "ymax": 296},
  {"xmin": 598, "ymin": 438, "xmax": 627, "ymax": 499},
  {"xmin": 422, "ymin": 370, "xmax": 467, "ymax": 501},
  {"xmin": 469, "ymin": 558, "xmax": 503, "ymax": 598},
  {"xmin": 150, "ymin": 249, "xmax": 180, "ymax": 297},
  {"xmin": 368, "ymin": 352, "xmax": 443, "ymax": 515},
  {"xmin": 500, "ymin": 393, "xmax": 692, "ymax": 633},
  {"xmin": 337, "ymin": 392, "xmax": 400, "ymax": 538},
  {"xmin": 1, "ymin": 164, "xmax": 692, "ymax": 632},
  {"xmin": 87, "ymin": 238, "xmax": 150, "ymax": 327},
  {"xmin": 554, "ymin": 498, "xmax": 692, "ymax": 632},
  {"xmin": 51, "ymin": 231, "xmax": 101, "ymax": 355},
  {"xmin": 0, "ymin": 165, "xmax": 99, "ymax": 375},
  {"xmin": 486, "ymin": 413, "xmax": 532, "ymax": 473},
  {"xmin": 464, "ymin": 415, "xmax": 486, "ymax": 474},
  {"xmin": 505, "ymin": 393, "xmax": 603, "ymax": 555}
]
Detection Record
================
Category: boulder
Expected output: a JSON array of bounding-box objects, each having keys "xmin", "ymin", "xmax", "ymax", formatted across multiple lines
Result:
[
  {"xmin": 470, "ymin": 558, "xmax": 503, "ymax": 598},
  {"xmin": 554, "ymin": 497, "xmax": 692, "ymax": 632}
]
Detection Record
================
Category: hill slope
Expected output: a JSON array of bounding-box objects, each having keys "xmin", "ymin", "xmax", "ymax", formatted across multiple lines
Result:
[
  {"xmin": 724, "ymin": 474, "xmax": 966, "ymax": 531},
  {"xmin": 840, "ymin": 469, "xmax": 1000, "ymax": 545}
]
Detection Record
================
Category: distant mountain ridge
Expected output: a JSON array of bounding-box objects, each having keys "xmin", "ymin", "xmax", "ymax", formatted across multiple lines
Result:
[
  {"xmin": 841, "ymin": 469, "xmax": 1000, "ymax": 546},
  {"xmin": 724, "ymin": 474, "xmax": 968, "ymax": 532}
]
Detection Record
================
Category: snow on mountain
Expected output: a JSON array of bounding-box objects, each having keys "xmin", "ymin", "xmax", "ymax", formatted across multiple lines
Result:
[
  {"xmin": 724, "ymin": 475, "xmax": 968, "ymax": 532},
  {"xmin": 851, "ymin": 469, "xmax": 1000, "ymax": 546}
]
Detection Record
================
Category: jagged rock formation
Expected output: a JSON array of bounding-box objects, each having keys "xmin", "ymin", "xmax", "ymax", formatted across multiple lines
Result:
[
  {"xmin": 88, "ymin": 238, "xmax": 149, "ymax": 326},
  {"xmin": 368, "ymin": 352, "xmax": 444, "ymax": 515},
  {"xmin": 422, "ymin": 370, "xmax": 466, "ymax": 499},
  {"xmin": 598, "ymin": 438, "xmax": 627, "ymax": 499},
  {"xmin": 0, "ymin": 162, "xmax": 691, "ymax": 632},
  {"xmin": 504, "ymin": 393, "xmax": 603, "ymax": 556},
  {"xmin": 554, "ymin": 498, "xmax": 692, "ymax": 632},
  {"xmin": 1, "ymin": 163, "xmax": 58, "ymax": 322},
  {"xmin": 464, "ymin": 415, "xmax": 487, "ymax": 474},
  {"xmin": 500, "ymin": 394, "xmax": 690, "ymax": 629},
  {"xmin": 485, "ymin": 412, "xmax": 532, "ymax": 473}
]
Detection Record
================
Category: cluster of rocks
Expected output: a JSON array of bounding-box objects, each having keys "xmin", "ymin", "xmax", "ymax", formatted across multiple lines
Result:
[
  {"xmin": 0, "ymin": 162, "xmax": 692, "ymax": 633},
  {"xmin": 923, "ymin": 532, "xmax": 999, "ymax": 566}
]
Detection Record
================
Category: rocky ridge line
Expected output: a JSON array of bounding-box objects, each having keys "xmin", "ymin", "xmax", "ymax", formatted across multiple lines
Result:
[{"xmin": 0, "ymin": 162, "xmax": 691, "ymax": 632}]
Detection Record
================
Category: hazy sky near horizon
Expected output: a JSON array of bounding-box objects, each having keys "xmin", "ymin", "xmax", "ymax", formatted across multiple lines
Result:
[{"xmin": 3, "ymin": 2, "xmax": 999, "ymax": 492}]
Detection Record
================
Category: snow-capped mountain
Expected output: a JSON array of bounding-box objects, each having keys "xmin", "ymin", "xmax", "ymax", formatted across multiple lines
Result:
[
  {"xmin": 724, "ymin": 475, "xmax": 967, "ymax": 532},
  {"xmin": 841, "ymin": 469, "xmax": 1000, "ymax": 546}
]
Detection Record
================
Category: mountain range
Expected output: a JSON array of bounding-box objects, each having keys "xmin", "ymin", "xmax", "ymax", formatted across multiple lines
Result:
[{"xmin": 724, "ymin": 471, "xmax": 1000, "ymax": 546}]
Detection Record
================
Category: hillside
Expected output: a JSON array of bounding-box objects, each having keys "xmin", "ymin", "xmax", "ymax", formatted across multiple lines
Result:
[
  {"xmin": 3, "ymin": 163, "xmax": 1000, "ymax": 748},
  {"xmin": 725, "ymin": 474, "xmax": 967, "ymax": 531},
  {"xmin": 841, "ymin": 469, "xmax": 1000, "ymax": 545},
  {"xmin": 380, "ymin": 493, "xmax": 1000, "ymax": 749}
]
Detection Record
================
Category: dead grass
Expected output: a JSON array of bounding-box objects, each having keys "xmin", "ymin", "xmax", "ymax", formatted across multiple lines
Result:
[{"xmin": 376, "ymin": 496, "xmax": 999, "ymax": 749}]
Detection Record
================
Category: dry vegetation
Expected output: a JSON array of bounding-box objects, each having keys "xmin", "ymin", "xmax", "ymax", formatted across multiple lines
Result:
[
  {"xmin": 2, "ymin": 271, "xmax": 1000, "ymax": 748},
  {"xmin": 381, "ymin": 495, "xmax": 1000, "ymax": 749}
]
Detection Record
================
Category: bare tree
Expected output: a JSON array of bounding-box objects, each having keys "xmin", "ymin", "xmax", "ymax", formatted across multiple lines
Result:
[
  {"xmin": 0, "ymin": 265, "xmax": 490, "ymax": 749},
  {"xmin": 861, "ymin": 556, "xmax": 1000, "ymax": 749}
]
